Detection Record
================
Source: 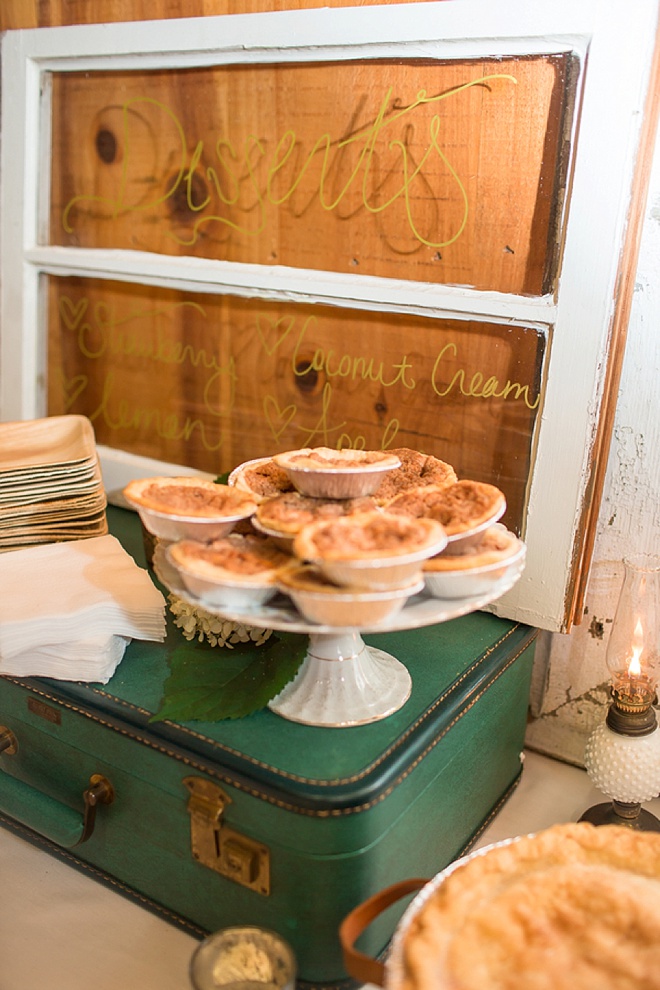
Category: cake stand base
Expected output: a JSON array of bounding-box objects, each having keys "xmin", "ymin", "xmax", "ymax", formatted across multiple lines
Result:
[{"xmin": 268, "ymin": 630, "xmax": 412, "ymax": 727}]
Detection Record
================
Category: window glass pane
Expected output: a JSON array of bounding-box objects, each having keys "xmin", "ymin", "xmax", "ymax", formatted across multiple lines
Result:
[
  {"xmin": 47, "ymin": 276, "xmax": 547, "ymax": 531},
  {"xmin": 49, "ymin": 54, "xmax": 574, "ymax": 294}
]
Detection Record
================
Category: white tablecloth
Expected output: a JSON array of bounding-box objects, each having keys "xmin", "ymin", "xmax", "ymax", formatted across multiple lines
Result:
[{"xmin": 2, "ymin": 749, "xmax": 656, "ymax": 990}]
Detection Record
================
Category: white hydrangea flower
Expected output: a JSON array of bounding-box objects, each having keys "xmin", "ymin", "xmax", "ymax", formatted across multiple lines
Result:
[{"xmin": 167, "ymin": 594, "xmax": 273, "ymax": 649}]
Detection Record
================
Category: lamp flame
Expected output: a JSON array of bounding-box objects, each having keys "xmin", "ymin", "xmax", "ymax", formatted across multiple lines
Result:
[{"xmin": 628, "ymin": 618, "xmax": 645, "ymax": 678}]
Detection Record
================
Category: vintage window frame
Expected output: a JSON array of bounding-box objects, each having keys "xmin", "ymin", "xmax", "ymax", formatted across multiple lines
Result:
[{"xmin": 1, "ymin": 0, "xmax": 658, "ymax": 633}]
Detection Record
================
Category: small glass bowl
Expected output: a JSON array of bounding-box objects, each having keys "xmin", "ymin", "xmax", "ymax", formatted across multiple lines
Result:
[
  {"xmin": 189, "ymin": 925, "xmax": 296, "ymax": 990},
  {"xmin": 277, "ymin": 565, "xmax": 424, "ymax": 626}
]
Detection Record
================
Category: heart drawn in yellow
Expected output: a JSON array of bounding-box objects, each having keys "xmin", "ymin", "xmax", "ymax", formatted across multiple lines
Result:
[
  {"xmin": 59, "ymin": 297, "xmax": 89, "ymax": 331},
  {"xmin": 381, "ymin": 418, "xmax": 400, "ymax": 450},
  {"xmin": 256, "ymin": 315, "xmax": 295, "ymax": 355},
  {"xmin": 263, "ymin": 395, "xmax": 297, "ymax": 440},
  {"xmin": 61, "ymin": 373, "xmax": 89, "ymax": 411}
]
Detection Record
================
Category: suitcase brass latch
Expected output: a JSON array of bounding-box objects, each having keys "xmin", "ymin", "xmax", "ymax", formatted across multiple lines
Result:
[
  {"xmin": 183, "ymin": 777, "xmax": 270, "ymax": 896},
  {"xmin": 0, "ymin": 726, "xmax": 18, "ymax": 756}
]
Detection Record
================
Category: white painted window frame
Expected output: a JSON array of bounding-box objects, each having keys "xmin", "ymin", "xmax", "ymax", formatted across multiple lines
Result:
[{"xmin": 1, "ymin": 0, "xmax": 658, "ymax": 632}]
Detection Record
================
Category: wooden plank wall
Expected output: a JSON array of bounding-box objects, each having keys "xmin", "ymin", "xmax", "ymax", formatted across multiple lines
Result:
[
  {"xmin": 50, "ymin": 58, "xmax": 564, "ymax": 294},
  {"xmin": 2, "ymin": 0, "xmax": 437, "ymax": 32}
]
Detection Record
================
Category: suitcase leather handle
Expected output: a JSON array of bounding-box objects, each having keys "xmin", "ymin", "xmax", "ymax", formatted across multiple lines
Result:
[
  {"xmin": 0, "ymin": 767, "xmax": 114, "ymax": 848},
  {"xmin": 339, "ymin": 878, "xmax": 429, "ymax": 987}
]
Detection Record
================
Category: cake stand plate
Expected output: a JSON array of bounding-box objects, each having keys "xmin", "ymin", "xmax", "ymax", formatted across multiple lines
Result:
[{"xmin": 154, "ymin": 546, "xmax": 524, "ymax": 728}]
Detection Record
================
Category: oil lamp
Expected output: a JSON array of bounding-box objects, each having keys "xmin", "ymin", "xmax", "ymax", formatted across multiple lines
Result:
[{"xmin": 581, "ymin": 554, "xmax": 660, "ymax": 830}]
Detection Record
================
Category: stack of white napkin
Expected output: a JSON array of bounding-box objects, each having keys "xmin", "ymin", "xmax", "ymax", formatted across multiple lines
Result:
[{"xmin": 0, "ymin": 534, "xmax": 166, "ymax": 682}]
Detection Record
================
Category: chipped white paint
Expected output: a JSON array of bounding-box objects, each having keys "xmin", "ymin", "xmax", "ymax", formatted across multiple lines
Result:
[{"xmin": 527, "ymin": 123, "xmax": 660, "ymax": 764}]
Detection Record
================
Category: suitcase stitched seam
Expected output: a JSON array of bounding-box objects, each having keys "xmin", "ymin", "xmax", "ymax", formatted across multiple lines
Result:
[
  {"xmin": 459, "ymin": 771, "xmax": 522, "ymax": 854},
  {"xmin": 2, "ymin": 630, "xmax": 534, "ymax": 817},
  {"xmin": 87, "ymin": 623, "xmax": 524, "ymax": 786},
  {"xmin": 9, "ymin": 624, "xmax": 522, "ymax": 788},
  {"xmin": 324, "ymin": 637, "xmax": 534, "ymax": 816}
]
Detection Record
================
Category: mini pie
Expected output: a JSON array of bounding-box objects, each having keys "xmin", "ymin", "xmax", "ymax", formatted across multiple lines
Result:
[
  {"xmin": 279, "ymin": 562, "xmax": 421, "ymax": 597},
  {"xmin": 384, "ymin": 484, "xmax": 459, "ymax": 520},
  {"xmin": 399, "ymin": 822, "xmax": 660, "ymax": 990},
  {"xmin": 294, "ymin": 510, "xmax": 445, "ymax": 562},
  {"xmin": 124, "ymin": 476, "xmax": 257, "ymax": 519},
  {"xmin": 388, "ymin": 480, "xmax": 505, "ymax": 537},
  {"xmin": 374, "ymin": 448, "xmax": 457, "ymax": 504},
  {"xmin": 229, "ymin": 457, "xmax": 296, "ymax": 501},
  {"xmin": 167, "ymin": 532, "xmax": 293, "ymax": 585},
  {"xmin": 279, "ymin": 563, "xmax": 352, "ymax": 594},
  {"xmin": 274, "ymin": 446, "xmax": 401, "ymax": 473},
  {"xmin": 273, "ymin": 447, "xmax": 403, "ymax": 499},
  {"xmin": 424, "ymin": 525, "xmax": 520, "ymax": 572},
  {"xmin": 256, "ymin": 491, "xmax": 376, "ymax": 537},
  {"xmin": 278, "ymin": 563, "xmax": 422, "ymax": 625}
]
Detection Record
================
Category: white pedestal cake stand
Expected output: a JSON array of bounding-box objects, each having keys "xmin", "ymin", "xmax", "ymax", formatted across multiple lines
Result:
[{"xmin": 155, "ymin": 547, "xmax": 524, "ymax": 728}]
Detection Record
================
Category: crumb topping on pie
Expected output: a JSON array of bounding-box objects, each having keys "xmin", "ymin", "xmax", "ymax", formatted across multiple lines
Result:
[
  {"xmin": 399, "ymin": 822, "xmax": 660, "ymax": 990},
  {"xmin": 424, "ymin": 526, "xmax": 520, "ymax": 572},
  {"xmin": 375, "ymin": 448, "xmax": 457, "ymax": 503},
  {"xmin": 294, "ymin": 510, "xmax": 445, "ymax": 561},
  {"xmin": 384, "ymin": 484, "xmax": 457, "ymax": 519},
  {"xmin": 388, "ymin": 480, "xmax": 505, "ymax": 536},
  {"xmin": 232, "ymin": 458, "xmax": 295, "ymax": 499},
  {"xmin": 256, "ymin": 492, "xmax": 376, "ymax": 535},
  {"xmin": 124, "ymin": 477, "xmax": 257, "ymax": 518},
  {"xmin": 168, "ymin": 533, "xmax": 292, "ymax": 583},
  {"xmin": 274, "ymin": 447, "xmax": 401, "ymax": 472}
]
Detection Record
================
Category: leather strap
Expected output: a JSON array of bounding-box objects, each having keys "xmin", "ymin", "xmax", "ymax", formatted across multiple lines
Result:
[{"xmin": 339, "ymin": 877, "xmax": 428, "ymax": 987}]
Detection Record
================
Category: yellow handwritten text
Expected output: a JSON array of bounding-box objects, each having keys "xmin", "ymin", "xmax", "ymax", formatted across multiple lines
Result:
[
  {"xmin": 263, "ymin": 395, "xmax": 297, "ymax": 440},
  {"xmin": 431, "ymin": 343, "xmax": 540, "ymax": 409},
  {"xmin": 88, "ymin": 371, "xmax": 226, "ymax": 451},
  {"xmin": 62, "ymin": 74, "xmax": 517, "ymax": 250},
  {"xmin": 274, "ymin": 382, "xmax": 400, "ymax": 450},
  {"xmin": 59, "ymin": 296, "xmax": 237, "ymax": 416},
  {"xmin": 291, "ymin": 316, "xmax": 416, "ymax": 389}
]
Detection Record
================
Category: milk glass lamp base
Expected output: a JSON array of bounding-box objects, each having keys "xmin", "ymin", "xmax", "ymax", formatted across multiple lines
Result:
[
  {"xmin": 581, "ymin": 718, "xmax": 660, "ymax": 829},
  {"xmin": 268, "ymin": 631, "xmax": 412, "ymax": 727},
  {"xmin": 583, "ymin": 721, "xmax": 660, "ymax": 804}
]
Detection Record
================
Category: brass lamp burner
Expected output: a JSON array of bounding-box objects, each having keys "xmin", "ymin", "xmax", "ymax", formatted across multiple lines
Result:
[{"xmin": 607, "ymin": 683, "xmax": 658, "ymax": 736}]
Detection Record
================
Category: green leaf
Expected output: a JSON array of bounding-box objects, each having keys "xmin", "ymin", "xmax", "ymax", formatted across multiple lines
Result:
[
  {"xmin": 215, "ymin": 471, "xmax": 231, "ymax": 484},
  {"xmin": 150, "ymin": 631, "xmax": 307, "ymax": 723}
]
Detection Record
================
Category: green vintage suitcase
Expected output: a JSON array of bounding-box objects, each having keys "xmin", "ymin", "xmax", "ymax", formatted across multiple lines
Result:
[{"xmin": 0, "ymin": 506, "xmax": 536, "ymax": 988}]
